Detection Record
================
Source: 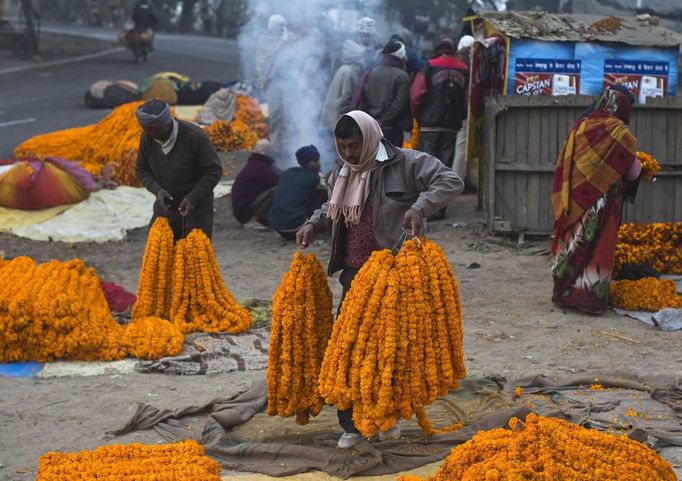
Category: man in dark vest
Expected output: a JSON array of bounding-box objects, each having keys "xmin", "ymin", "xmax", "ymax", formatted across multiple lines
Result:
[
  {"xmin": 410, "ymin": 38, "xmax": 468, "ymax": 219},
  {"xmin": 135, "ymin": 99, "xmax": 223, "ymax": 239}
]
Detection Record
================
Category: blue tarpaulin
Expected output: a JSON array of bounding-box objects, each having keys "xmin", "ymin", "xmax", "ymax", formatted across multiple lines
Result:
[{"xmin": 0, "ymin": 362, "xmax": 44, "ymax": 378}]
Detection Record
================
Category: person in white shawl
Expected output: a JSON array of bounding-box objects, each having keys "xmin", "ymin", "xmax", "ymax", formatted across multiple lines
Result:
[
  {"xmin": 320, "ymin": 40, "xmax": 366, "ymax": 131},
  {"xmin": 256, "ymin": 15, "xmax": 294, "ymax": 155}
]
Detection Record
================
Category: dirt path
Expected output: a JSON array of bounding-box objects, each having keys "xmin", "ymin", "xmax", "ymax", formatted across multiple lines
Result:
[{"xmin": 1, "ymin": 194, "xmax": 680, "ymax": 479}]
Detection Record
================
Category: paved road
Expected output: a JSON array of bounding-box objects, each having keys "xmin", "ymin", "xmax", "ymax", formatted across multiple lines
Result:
[{"xmin": 0, "ymin": 25, "xmax": 242, "ymax": 158}]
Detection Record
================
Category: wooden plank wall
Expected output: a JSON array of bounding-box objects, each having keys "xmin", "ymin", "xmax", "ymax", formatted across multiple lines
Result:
[{"xmin": 489, "ymin": 96, "xmax": 682, "ymax": 234}]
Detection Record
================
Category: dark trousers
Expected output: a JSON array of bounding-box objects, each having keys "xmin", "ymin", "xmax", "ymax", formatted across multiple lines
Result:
[
  {"xmin": 337, "ymin": 267, "xmax": 360, "ymax": 434},
  {"xmin": 420, "ymin": 131, "xmax": 458, "ymax": 220},
  {"xmin": 419, "ymin": 131, "xmax": 457, "ymax": 168},
  {"xmin": 276, "ymin": 190, "xmax": 329, "ymax": 241},
  {"xmin": 382, "ymin": 127, "xmax": 404, "ymax": 148},
  {"xmin": 151, "ymin": 195, "xmax": 214, "ymax": 241},
  {"xmin": 250, "ymin": 187, "xmax": 277, "ymax": 225}
]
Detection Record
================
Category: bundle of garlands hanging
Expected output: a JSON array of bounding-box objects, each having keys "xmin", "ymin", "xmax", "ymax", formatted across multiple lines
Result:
[
  {"xmin": 36, "ymin": 440, "xmax": 221, "ymax": 481},
  {"xmin": 14, "ymin": 102, "xmax": 146, "ymax": 186},
  {"xmin": 398, "ymin": 414, "xmax": 676, "ymax": 481},
  {"xmin": 267, "ymin": 252, "xmax": 334, "ymax": 424},
  {"xmin": 614, "ymin": 223, "xmax": 682, "ymax": 275},
  {"xmin": 134, "ymin": 217, "xmax": 251, "ymax": 334},
  {"xmin": 318, "ymin": 238, "xmax": 466, "ymax": 438},
  {"xmin": 0, "ymin": 256, "xmax": 183, "ymax": 362},
  {"xmin": 610, "ymin": 277, "xmax": 682, "ymax": 311},
  {"xmin": 636, "ymin": 151, "xmax": 661, "ymax": 182}
]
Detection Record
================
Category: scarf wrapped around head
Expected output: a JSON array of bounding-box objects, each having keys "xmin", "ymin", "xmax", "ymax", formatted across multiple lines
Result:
[
  {"xmin": 136, "ymin": 99, "xmax": 172, "ymax": 127},
  {"xmin": 594, "ymin": 84, "xmax": 634, "ymax": 123},
  {"xmin": 328, "ymin": 111, "xmax": 383, "ymax": 225}
]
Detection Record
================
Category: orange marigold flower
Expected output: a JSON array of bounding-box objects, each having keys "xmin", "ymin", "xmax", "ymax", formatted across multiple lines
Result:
[
  {"xmin": 318, "ymin": 238, "xmax": 466, "ymax": 438},
  {"xmin": 636, "ymin": 151, "xmax": 661, "ymax": 182},
  {"xmin": 610, "ymin": 278, "xmax": 682, "ymax": 311},
  {"xmin": 267, "ymin": 252, "xmax": 333, "ymax": 424},
  {"xmin": 428, "ymin": 414, "xmax": 676, "ymax": 481},
  {"xmin": 35, "ymin": 440, "xmax": 221, "ymax": 481}
]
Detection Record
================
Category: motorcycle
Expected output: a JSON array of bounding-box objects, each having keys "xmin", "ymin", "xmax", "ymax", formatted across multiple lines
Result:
[{"xmin": 118, "ymin": 27, "xmax": 153, "ymax": 63}]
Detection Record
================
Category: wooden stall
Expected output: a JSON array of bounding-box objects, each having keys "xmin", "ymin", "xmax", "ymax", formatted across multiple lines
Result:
[{"xmin": 484, "ymin": 95, "xmax": 682, "ymax": 234}]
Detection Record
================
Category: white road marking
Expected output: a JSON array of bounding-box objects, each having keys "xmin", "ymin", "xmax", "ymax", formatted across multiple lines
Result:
[
  {"xmin": 0, "ymin": 118, "xmax": 37, "ymax": 128},
  {"xmin": 0, "ymin": 47, "xmax": 125, "ymax": 75}
]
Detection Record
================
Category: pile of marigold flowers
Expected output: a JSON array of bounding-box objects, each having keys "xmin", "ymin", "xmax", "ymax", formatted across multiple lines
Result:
[
  {"xmin": 14, "ymin": 102, "xmax": 145, "ymax": 186},
  {"xmin": 0, "ymin": 256, "xmax": 183, "ymax": 362},
  {"xmin": 267, "ymin": 253, "xmax": 334, "ymax": 424},
  {"xmin": 204, "ymin": 95, "xmax": 268, "ymax": 152},
  {"xmin": 399, "ymin": 413, "xmax": 676, "ymax": 481},
  {"xmin": 610, "ymin": 277, "xmax": 682, "ymax": 311},
  {"xmin": 636, "ymin": 151, "xmax": 661, "ymax": 181},
  {"xmin": 614, "ymin": 223, "xmax": 682, "ymax": 274},
  {"xmin": 36, "ymin": 440, "xmax": 221, "ymax": 481},
  {"xmin": 134, "ymin": 217, "xmax": 251, "ymax": 334},
  {"xmin": 318, "ymin": 238, "xmax": 466, "ymax": 437}
]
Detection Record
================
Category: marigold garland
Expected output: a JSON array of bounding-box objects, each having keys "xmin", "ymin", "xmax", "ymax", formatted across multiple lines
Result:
[
  {"xmin": 35, "ymin": 440, "xmax": 221, "ymax": 481},
  {"xmin": 636, "ymin": 151, "xmax": 661, "ymax": 182},
  {"xmin": 399, "ymin": 413, "xmax": 676, "ymax": 481},
  {"xmin": 614, "ymin": 223, "xmax": 682, "ymax": 275},
  {"xmin": 14, "ymin": 102, "xmax": 145, "ymax": 186},
  {"xmin": 318, "ymin": 239, "xmax": 466, "ymax": 438},
  {"xmin": 610, "ymin": 278, "xmax": 682, "ymax": 311},
  {"xmin": 132, "ymin": 217, "xmax": 174, "ymax": 321},
  {"xmin": 170, "ymin": 229, "xmax": 251, "ymax": 333},
  {"xmin": 123, "ymin": 316, "xmax": 184, "ymax": 359},
  {"xmin": 268, "ymin": 252, "xmax": 334, "ymax": 424},
  {"xmin": 0, "ymin": 257, "xmax": 181, "ymax": 362}
]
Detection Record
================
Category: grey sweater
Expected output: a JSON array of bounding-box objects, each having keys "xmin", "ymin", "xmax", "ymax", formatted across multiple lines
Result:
[{"xmin": 135, "ymin": 120, "xmax": 223, "ymax": 207}]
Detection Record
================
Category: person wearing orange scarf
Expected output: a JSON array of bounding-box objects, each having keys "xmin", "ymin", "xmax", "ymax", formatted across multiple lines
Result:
[{"xmin": 296, "ymin": 110, "xmax": 463, "ymax": 448}]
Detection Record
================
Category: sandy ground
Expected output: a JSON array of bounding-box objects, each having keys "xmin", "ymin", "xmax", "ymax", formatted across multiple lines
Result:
[{"xmin": 1, "ymin": 193, "xmax": 681, "ymax": 480}]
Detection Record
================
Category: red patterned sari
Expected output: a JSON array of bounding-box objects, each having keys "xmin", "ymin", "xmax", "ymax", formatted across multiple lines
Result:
[{"xmin": 550, "ymin": 109, "xmax": 638, "ymax": 314}]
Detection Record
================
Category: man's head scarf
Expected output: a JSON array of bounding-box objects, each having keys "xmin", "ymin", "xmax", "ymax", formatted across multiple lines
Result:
[
  {"xmin": 355, "ymin": 16, "xmax": 376, "ymax": 35},
  {"xmin": 342, "ymin": 40, "xmax": 365, "ymax": 66},
  {"xmin": 267, "ymin": 14, "xmax": 286, "ymax": 31},
  {"xmin": 457, "ymin": 35, "xmax": 474, "ymax": 53},
  {"xmin": 136, "ymin": 99, "xmax": 172, "ymax": 127},
  {"xmin": 328, "ymin": 111, "xmax": 383, "ymax": 225},
  {"xmin": 384, "ymin": 40, "xmax": 406, "ymax": 61}
]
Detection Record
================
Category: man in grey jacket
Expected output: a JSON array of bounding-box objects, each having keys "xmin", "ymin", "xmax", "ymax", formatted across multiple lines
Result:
[
  {"xmin": 296, "ymin": 111, "xmax": 463, "ymax": 448},
  {"xmin": 355, "ymin": 40, "xmax": 412, "ymax": 147}
]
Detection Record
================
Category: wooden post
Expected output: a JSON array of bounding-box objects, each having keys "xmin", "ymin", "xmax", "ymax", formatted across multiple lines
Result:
[{"xmin": 484, "ymin": 97, "xmax": 499, "ymax": 235}]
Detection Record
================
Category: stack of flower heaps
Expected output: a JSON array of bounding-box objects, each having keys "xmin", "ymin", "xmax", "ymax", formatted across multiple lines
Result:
[
  {"xmin": 267, "ymin": 253, "xmax": 334, "ymax": 424},
  {"xmin": 36, "ymin": 440, "xmax": 221, "ymax": 481},
  {"xmin": 610, "ymin": 277, "xmax": 682, "ymax": 312},
  {"xmin": 399, "ymin": 414, "xmax": 676, "ymax": 481},
  {"xmin": 204, "ymin": 95, "xmax": 269, "ymax": 152},
  {"xmin": 0, "ymin": 255, "xmax": 183, "ymax": 362},
  {"xmin": 14, "ymin": 102, "xmax": 145, "ymax": 186},
  {"xmin": 134, "ymin": 217, "xmax": 251, "ymax": 334},
  {"xmin": 614, "ymin": 223, "xmax": 682, "ymax": 275},
  {"xmin": 318, "ymin": 238, "xmax": 466, "ymax": 437}
]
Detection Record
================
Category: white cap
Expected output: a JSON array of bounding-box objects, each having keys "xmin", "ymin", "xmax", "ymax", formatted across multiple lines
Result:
[{"xmin": 457, "ymin": 35, "xmax": 474, "ymax": 52}]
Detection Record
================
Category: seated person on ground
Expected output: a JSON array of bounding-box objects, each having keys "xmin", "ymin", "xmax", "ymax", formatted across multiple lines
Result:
[
  {"xmin": 267, "ymin": 145, "xmax": 328, "ymax": 240},
  {"xmin": 231, "ymin": 139, "xmax": 279, "ymax": 231}
]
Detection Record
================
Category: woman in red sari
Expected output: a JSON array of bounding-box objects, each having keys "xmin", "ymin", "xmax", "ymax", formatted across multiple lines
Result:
[{"xmin": 551, "ymin": 85, "xmax": 641, "ymax": 314}]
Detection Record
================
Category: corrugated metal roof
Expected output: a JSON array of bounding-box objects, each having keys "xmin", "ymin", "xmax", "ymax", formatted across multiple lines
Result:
[{"xmin": 479, "ymin": 11, "xmax": 682, "ymax": 47}]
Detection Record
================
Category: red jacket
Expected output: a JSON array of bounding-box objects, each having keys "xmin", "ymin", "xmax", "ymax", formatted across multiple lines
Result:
[{"xmin": 410, "ymin": 55, "xmax": 468, "ymax": 125}]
